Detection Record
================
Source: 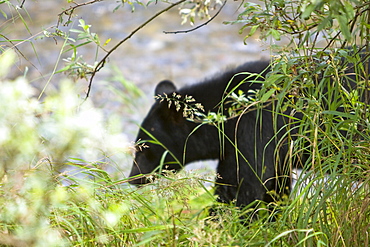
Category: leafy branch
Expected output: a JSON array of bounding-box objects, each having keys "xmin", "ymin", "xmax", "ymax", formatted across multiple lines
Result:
[
  {"xmin": 85, "ymin": 0, "xmax": 187, "ymax": 99},
  {"xmin": 163, "ymin": 0, "xmax": 227, "ymax": 34},
  {"xmin": 57, "ymin": 0, "xmax": 103, "ymax": 27}
]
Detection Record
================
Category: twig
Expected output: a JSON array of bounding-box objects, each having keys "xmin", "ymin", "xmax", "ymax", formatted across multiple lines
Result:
[
  {"xmin": 57, "ymin": 0, "xmax": 103, "ymax": 27},
  {"xmin": 0, "ymin": 28, "xmax": 54, "ymax": 78},
  {"xmin": 85, "ymin": 0, "xmax": 187, "ymax": 99},
  {"xmin": 163, "ymin": 0, "xmax": 227, "ymax": 34},
  {"xmin": 20, "ymin": 0, "xmax": 26, "ymax": 8}
]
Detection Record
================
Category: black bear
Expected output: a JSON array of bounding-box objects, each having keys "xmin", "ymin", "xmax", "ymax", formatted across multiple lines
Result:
[
  {"xmin": 128, "ymin": 60, "xmax": 296, "ymax": 207},
  {"xmin": 128, "ymin": 54, "xmax": 368, "ymax": 208}
]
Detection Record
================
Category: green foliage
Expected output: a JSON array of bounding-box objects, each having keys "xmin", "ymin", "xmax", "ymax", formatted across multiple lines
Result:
[
  {"xmin": 179, "ymin": 0, "xmax": 224, "ymax": 25},
  {"xmin": 236, "ymin": 0, "xmax": 369, "ymax": 47},
  {"xmin": 156, "ymin": 92, "xmax": 205, "ymax": 121},
  {"xmin": 0, "ymin": 49, "xmax": 130, "ymax": 245},
  {"xmin": 230, "ymin": 1, "xmax": 370, "ymax": 245}
]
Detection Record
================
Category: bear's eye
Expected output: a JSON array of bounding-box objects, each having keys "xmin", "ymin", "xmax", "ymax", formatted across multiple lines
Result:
[{"xmin": 150, "ymin": 127, "xmax": 155, "ymax": 132}]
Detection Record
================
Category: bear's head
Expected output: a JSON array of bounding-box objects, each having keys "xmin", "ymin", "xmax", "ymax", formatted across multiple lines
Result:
[{"xmin": 129, "ymin": 80, "xmax": 197, "ymax": 185}]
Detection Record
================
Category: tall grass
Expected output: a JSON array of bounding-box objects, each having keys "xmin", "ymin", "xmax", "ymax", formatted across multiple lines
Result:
[{"xmin": 262, "ymin": 47, "xmax": 370, "ymax": 246}]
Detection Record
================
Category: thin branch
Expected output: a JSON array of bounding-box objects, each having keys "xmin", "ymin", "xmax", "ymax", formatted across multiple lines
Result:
[
  {"xmin": 85, "ymin": 0, "xmax": 187, "ymax": 99},
  {"xmin": 0, "ymin": 26, "xmax": 55, "ymax": 79},
  {"xmin": 163, "ymin": 0, "xmax": 227, "ymax": 34},
  {"xmin": 20, "ymin": 0, "xmax": 26, "ymax": 8},
  {"xmin": 57, "ymin": 0, "xmax": 103, "ymax": 27}
]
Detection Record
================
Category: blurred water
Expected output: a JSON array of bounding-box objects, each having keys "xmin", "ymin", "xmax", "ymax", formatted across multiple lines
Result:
[{"xmin": 4, "ymin": 1, "xmax": 269, "ymax": 84}]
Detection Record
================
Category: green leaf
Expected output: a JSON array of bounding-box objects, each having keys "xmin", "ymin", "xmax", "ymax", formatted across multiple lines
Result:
[
  {"xmin": 301, "ymin": 2, "xmax": 316, "ymax": 20},
  {"xmin": 265, "ymin": 74, "xmax": 286, "ymax": 86},
  {"xmin": 322, "ymin": 110, "xmax": 355, "ymax": 119},
  {"xmin": 249, "ymin": 24, "xmax": 259, "ymax": 37},
  {"xmin": 343, "ymin": 1, "xmax": 355, "ymax": 19},
  {"xmin": 337, "ymin": 14, "xmax": 351, "ymax": 41},
  {"xmin": 260, "ymin": 88, "xmax": 276, "ymax": 102},
  {"xmin": 269, "ymin": 29, "xmax": 281, "ymax": 40}
]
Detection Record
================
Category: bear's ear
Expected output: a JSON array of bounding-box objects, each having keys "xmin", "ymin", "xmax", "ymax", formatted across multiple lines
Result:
[{"xmin": 155, "ymin": 80, "xmax": 176, "ymax": 96}]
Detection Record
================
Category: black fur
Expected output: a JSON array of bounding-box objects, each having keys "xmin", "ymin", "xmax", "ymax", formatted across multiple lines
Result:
[{"xmin": 129, "ymin": 60, "xmax": 293, "ymax": 206}]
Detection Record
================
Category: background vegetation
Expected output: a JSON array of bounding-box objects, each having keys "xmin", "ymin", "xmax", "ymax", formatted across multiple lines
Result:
[{"xmin": 0, "ymin": 0, "xmax": 369, "ymax": 246}]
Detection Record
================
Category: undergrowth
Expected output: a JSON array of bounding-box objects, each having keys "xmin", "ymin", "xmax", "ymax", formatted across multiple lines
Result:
[{"xmin": 1, "ymin": 46, "xmax": 369, "ymax": 246}]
